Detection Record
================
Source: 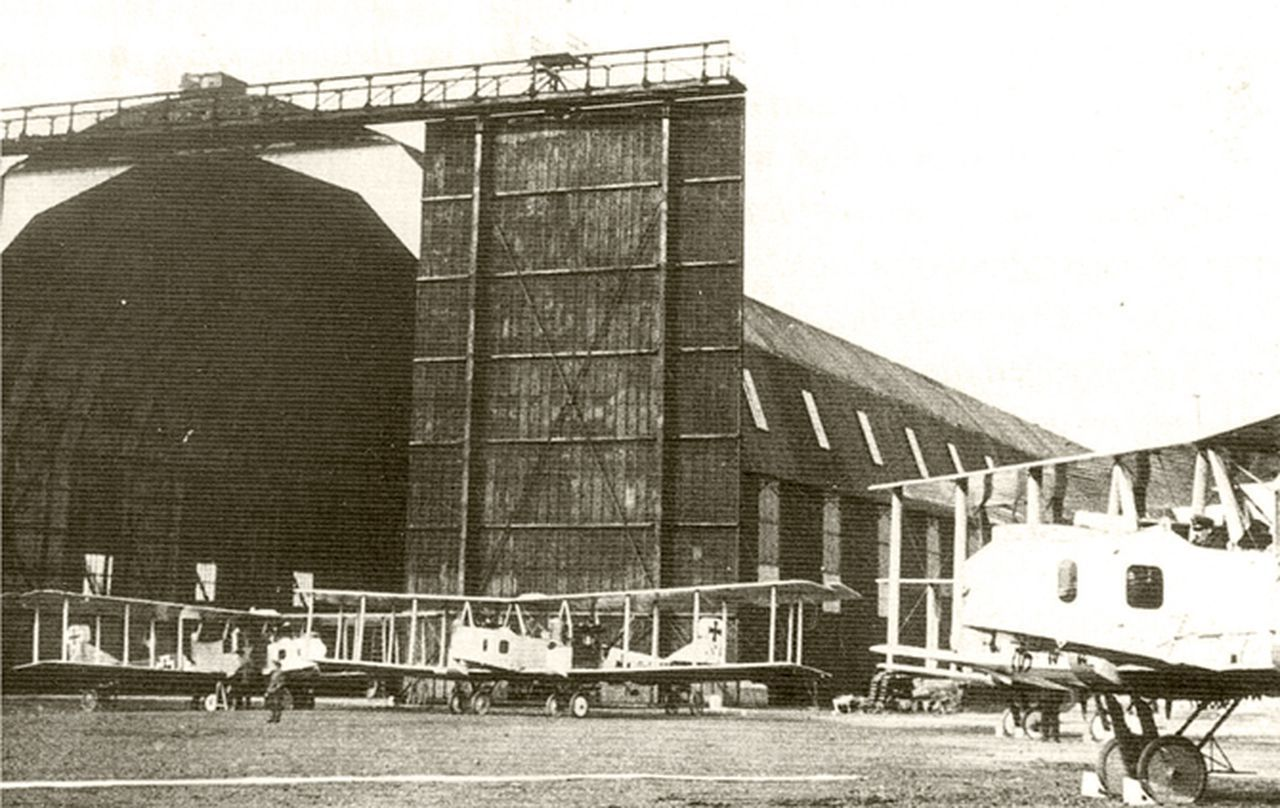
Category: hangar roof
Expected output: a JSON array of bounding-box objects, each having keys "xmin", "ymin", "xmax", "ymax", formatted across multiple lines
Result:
[{"xmin": 741, "ymin": 297, "xmax": 1087, "ymax": 495}]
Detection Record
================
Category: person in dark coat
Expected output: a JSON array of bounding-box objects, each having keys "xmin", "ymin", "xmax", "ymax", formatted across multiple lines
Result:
[{"xmin": 264, "ymin": 659, "xmax": 288, "ymax": 724}]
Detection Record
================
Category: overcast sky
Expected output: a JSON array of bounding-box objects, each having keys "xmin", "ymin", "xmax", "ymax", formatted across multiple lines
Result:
[{"xmin": 4, "ymin": 1, "xmax": 1278, "ymax": 450}]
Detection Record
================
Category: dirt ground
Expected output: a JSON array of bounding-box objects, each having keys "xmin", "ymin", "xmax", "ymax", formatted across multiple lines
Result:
[{"xmin": 2, "ymin": 697, "xmax": 1277, "ymax": 807}]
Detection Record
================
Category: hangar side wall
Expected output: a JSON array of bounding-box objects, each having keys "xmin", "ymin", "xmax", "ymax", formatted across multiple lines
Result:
[{"xmin": 408, "ymin": 95, "xmax": 744, "ymax": 596}]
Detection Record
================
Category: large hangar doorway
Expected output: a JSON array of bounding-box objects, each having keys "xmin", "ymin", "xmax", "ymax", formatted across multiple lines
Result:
[{"xmin": 2, "ymin": 155, "xmax": 416, "ymax": 606}]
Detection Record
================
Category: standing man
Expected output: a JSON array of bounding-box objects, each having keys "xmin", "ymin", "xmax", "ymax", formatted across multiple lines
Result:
[{"xmin": 264, "ymin": 659, "xmax": 288, "ymax": 724}]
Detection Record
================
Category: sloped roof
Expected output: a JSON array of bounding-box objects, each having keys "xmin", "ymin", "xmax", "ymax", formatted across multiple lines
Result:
[
  {"xmin": 740, "ymin": 297, "xmax": 1087, "ymax": 496},
  {"xmin": 744, "ymin": 297, "xmax": 1085, "ymax": 459}
]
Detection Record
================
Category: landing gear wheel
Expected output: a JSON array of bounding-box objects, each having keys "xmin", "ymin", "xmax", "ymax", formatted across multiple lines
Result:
[
  {"xmin": 544, "ymin": 694, "xmax": 561, "ymax": 717},
  {"xmin": 569, "ymin": 692, "xmax": 590, "ymax": 719},
  {"xmin": 999, "ymin": 707, "xmax": 1019, "ymax": 737},
  {"xmin": 1021, "ymin": 709, "xmax": 1045, "ymax": 740},
  {"xmin": 1089, "ymin": 712, "xmax": 1114, "ymax": 743},
  {"xmin": 1097, "ymin": 738, "xmax": 1133, "ymax": 797},
  {"xmin": 448, "ymin": 689, "xmax": 466, "ymax": 715},
  {"xmin": 202, "ymin": 693, "xmax": 220, "ymax": 712},
  {"xmin": 469, "ymin": 691, "xmax": 492, "ymax": 716},
  {"xmin": 80, "ymin": 689, "xmax": 100, "ymax": 712},
  {"xmin": 1137, "ymin": 735, "xmax": 1207, "ymax": 805},
  {"xmin": 689, "ymin": 691, "xmax": 706, "ymax": 717}
]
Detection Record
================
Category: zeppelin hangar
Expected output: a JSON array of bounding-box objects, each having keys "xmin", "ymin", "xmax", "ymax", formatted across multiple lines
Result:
[{"xmin": 1, "ymin": 43, "xmax": 1084, "ymax": 694}]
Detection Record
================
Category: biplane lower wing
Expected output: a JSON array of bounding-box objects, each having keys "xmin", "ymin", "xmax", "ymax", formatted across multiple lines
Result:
[
  {"xmin": 563, "ymin": 660, "xmax": 832, "ymax": 686},
  {"xmin": 10, "ymin": 660, "xmax": 229, "ymax": 694}
]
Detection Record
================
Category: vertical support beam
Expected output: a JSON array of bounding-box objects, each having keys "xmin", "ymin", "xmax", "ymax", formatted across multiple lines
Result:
[
  {"xmin": 148, "ymin": 619, "xmax": 156, "ymax": 667},
  {"xmin": 408, "ymin": 599, "xmax": 419, "ymax": 667},
  {"xmin": 1206, "ymin": 449, "xmax": 1246, "ymax": 547},
  {"xmin": 951, "ymin": 481, "xmax": 967, "ymax": 652},
  {"xmin": 60, "ymin": 597, "xmax": 69, "ymax": 662},
  {"xmin": 438, "ymin": 613, "xmax": 448, "ymax": 668},
  {"xmin": 1026, "ymin": 468, "xmax": 1043, "ymax": 525},
  {"xmin": 622, "ymin": 595, "xmax": 632, "ymax": 666},
  {"xmin": 94, "ymin": 616, "xmax": 102, "ymax": 649},
  {"xmin": 1191, "ymin": 452, "xmax": 1208, "ymax": 516},
  {"xmin": 354, "ymin": 596, "xmax": 367, "ymax": 661},
  {"xmin": 122, "ymin": 605, "xmax": 130, "ymax": 666},
  {"xmin": 336, "ymin": 609, "xmax": 345, "ymax": 659},
  {"xmin": 31, "ymin": 608, "xmax": 40, "ymax": 664},
  {"xmin": 886, "ymin": 488, "xmax": 903, "ymax": 666},
  {"xmin": 177, "ymin": 616, "xmax": 185, "ymax": 671},
  {"xmin": 720, "ymin": 601, "xmax": 729, "ymax": 662},
  {"xmin": 652, "ymin": 104, "xmax": 671, "ymax": 589},
  {"xmin": 650, "ymin": 604, "xmax": 660, "ymax": 659},
  {"xmin": 389, "ymin": 610, "xmax": 397, "ymax": 664},
  {"xmin": 767, "ymin": 585, "xmax": 778, "ymax": 663},
  {"xmin": 692, "ymin": 590, "xmax": 701, "ymax": 628},
  {"xmin": 925, "ymin": 585, "xmax": 939, "ymax": 668},
  {"xmin": 796, "ymin": 602, "xmax": 804, "ymax": 666},
  {"xmin": 455, "ymin": 117, "xmax": 487, "ymax": 595},
  {"xmin": 785, "ymin": 604, "xmax": 795, "ymax": 663}
]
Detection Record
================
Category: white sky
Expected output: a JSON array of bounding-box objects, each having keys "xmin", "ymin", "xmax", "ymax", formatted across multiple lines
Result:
[{"xmin": 3, "ymin": 0, "xmax": 1278, "ymax": 450}]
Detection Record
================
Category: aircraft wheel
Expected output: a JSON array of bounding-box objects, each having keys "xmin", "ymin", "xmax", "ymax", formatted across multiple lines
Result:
[
  {"xmin": 569, "ymin": 692, "xmax": 590, "ymax": 719},
  {"xmin": 1137, "ymin": 735, "xmax": 1207, "ymax": 805},
  {"xmin": 999, "ymin": 707, "xmax": 1019, "ymax": 737},
  {"xmin": 470, "ymin": 691, "xmax": 492, "ymax": 716},
  {"xmin": 1021, "ymin": 709, "xmax": 1046, "ymax": 740},
  {"xmin": 448, "ymin": 689, "xmax": 466, "ymax": 715},
  {"xmin": 202, "ymin": 693, "xmax": 220, "ymax": 713},
  {"xmin": 365, "ymin": 681, "xmax": 382, "ymax": 700},
  {"xmin": 1097, "ymin": 738, "xmax": 1133, "ymax": 797},
  {"xmin": 80, "ymin": 690, "xmax": 100, "ymax": 712},
  {"xmin": 1089, "ymin": 712, "xmax": 1114, "ymax": 743},
  {"xmin": 689, "ymin": 691, "xmax": 706, "ymax": 717}
]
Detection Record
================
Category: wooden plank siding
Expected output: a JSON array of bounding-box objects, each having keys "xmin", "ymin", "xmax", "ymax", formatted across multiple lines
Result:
[{"xmin": 409, "ymin": 93, "xmax": 745, "ymax": 597}]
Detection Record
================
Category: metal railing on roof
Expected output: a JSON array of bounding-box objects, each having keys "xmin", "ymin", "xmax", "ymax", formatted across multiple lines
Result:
[{"xmin": 1, "ymin": 41, "xmax": 737, "ymax": 152}]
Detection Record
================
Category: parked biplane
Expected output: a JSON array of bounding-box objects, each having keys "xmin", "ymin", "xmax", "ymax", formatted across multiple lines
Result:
[
  {"xmin": 870, "ymin": 414, "xmax": 1279, "ymax": 804},
  {"xmin": 297, "ymin": 579, "xmax": 858, "ymax": 718},
  {"xmin": 6, "ymin": 590, "xmax": 327, "ymax": 711}
]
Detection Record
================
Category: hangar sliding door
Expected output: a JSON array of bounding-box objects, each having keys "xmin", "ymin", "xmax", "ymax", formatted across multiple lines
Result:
[{"xmin": 408, "ymin": 93, "xmax": 743, "ymax": 596}]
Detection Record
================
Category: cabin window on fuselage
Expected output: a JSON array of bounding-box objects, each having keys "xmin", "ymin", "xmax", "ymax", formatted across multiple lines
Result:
[
  {"xmin": 1057, "ymin": 560, "xmax": 1078, "ymax": 603},
  {"xmin": 499, "ymin": 640, "xmax": 509, "ymax": 654},
  {"xmin": 1126, "ymin": 565, "xmax": 1163, "ymax": 609}
]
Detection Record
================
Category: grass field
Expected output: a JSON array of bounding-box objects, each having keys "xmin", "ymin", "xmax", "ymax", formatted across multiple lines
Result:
[{"xmin": 2, "ymin": 697, "xmax": 1278, "ymax": 807}]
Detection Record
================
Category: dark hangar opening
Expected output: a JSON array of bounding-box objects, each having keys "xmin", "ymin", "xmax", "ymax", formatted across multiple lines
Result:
[{"xmin": 2, "ymin": 155, "xmax": 416, "ymax": 608}]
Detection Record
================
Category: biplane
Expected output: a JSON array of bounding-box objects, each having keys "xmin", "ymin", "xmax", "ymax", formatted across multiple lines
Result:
[
  {"xmin": 298, "ymin": 579, "xmax": 858, "ymax": 718},
  {"xmin": 6, "ymin": 590, "xmax": 327, "ymax": 711},
  {"xmin": 869, "ymin": 414, "xmax": 1279, "ymax": 804}
]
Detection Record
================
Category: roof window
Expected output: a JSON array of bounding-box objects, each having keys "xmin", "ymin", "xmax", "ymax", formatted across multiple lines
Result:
[
  {"xmin": 801, "ymin": 389, "xmax": 830, "ymax": 450},
  {"xmin": 904, "ymin": 426, "xmax": 929, "ymax": 477},
  {"xmin": 857, "ymin": 410, "xmax": 884, "ymax": 466},
  {"xmin": 742, "ymin": 369, "xmax": 768, "ymax": 431}
]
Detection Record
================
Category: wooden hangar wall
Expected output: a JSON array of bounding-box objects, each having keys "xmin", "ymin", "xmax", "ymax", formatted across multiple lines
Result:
[
  {"xmin": 1, "ymin": 154, "xmax": 415, "ymax": 606},
  {"xmin": 737, "ymin": 298, "xmax": 1087, "ymax": 690},
  {"xmin": 408, "ymin": 93, "xmax": 745, "ymax": 597}
]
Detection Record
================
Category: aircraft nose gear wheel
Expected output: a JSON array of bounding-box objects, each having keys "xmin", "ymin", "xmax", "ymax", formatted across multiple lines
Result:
[
  {"xmin": 1137, "ymin": 736, "xmax": 1207, "ymax": 805},
  {"xmin": 202, "ymin": 693, "xmax": 221, "ymax": 712},
  {"xmin": 569, "ymin": 692, "xmax": 591, "ymax": 719},
  {"xmin": 448, "ymin": 689, "xmax": 466, "ymax": 715},
  {"xmin": 1097, "ymin": 738, "xmax": 1140, "ymax": 797},
  {"xmin": 469, "ymin": 691, "xmax": 493, "ymax": 716},
  {"xmin": 999, "ymin": 707, "xmax": 1019, "ymax": 737},
  {"xmin": 1021, "ymin": 709, "xmax": 1045, "ymax": 740},
  {"xmin": 79, "ymin": 689, "xmax": 100, "ymax": 712}
]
